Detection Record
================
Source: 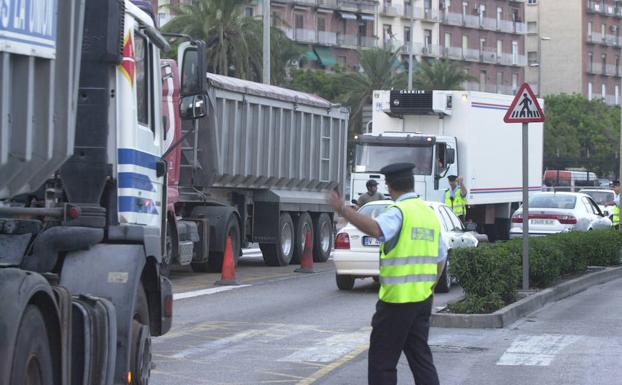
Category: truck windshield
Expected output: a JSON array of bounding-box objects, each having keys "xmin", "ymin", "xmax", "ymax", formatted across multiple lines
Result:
[{"xmin": 354, "ymin": 144, "xmax": 433, "ymax": 175}]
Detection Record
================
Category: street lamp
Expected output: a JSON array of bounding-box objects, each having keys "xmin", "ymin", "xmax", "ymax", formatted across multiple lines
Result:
[
  {"xmin": 407, "ymin": 3, "xmax": 415, "ymax": 90},
  {"xmin": 263, "ymin": 0, "xmax": 271, "ymax": 85},
  {"xmin": 537, "ymin": 36, "xmax": 551, "ymax": 96}
]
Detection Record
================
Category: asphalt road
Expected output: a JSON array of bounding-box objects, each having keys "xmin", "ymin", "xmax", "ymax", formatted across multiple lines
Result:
[{"xmin": 151, "ymin": 249, "xmax": 622, "ymax": 385}]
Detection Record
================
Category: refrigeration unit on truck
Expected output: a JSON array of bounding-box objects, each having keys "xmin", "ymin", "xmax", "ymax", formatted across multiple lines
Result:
[
  {"xmin": 351, "ymin": 90, "xmax": 544, "ymax": 241},
  {"xmin": 160, "ymin": 40, "xmax": 349, "ymax": 272},
  {"xmin": 0, "ymin": 1, "xmax": 187, "ymax": 384}
]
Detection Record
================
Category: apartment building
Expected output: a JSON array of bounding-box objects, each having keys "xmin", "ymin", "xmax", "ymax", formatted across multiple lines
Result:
[
  {"xmin": 154, "ymin": 0, "xmax": 195, "ymax": 26},
  {"xmin": 258, "ymin": 0, "xmax": 378, "ymax": 70},
  {"xmin": 526, "ymin": 0, "xmax": 622, "ymax": 105}
]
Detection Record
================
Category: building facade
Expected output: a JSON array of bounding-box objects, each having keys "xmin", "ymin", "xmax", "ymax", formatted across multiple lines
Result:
[{"xmin": 526, "ymin": 0, "xmax": 622, "ymax": 105}]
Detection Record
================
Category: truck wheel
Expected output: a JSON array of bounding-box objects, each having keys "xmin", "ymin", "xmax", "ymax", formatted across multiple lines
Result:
[
  {"xmin": 336, "ymin": 274, "xmax": 355, "ymax": 290},
  {"xmin": 313, "ymin": 213, "xmax": 333, "ymax": 262},
  {"xmin": 191, "ymin": 216, "xmax": 240, "ymax": 273},
  {"xmin": 9, "ymin": 305, "xmax": 55, "ymax": 385},
  {"xmin": 260, "ymin": 213, "xmax": 294, "ymax": 266},
  {"xmin": 292, "ymin": 212, "xmax": 314, "ymax": 264},
  {"xmin": 130, "ymin": 284, "xmax": 151, "ymax": 385}
]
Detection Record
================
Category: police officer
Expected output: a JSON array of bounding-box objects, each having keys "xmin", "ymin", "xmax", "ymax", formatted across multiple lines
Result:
[
  {"xmin": 358, "ymin": 179, "xmax": 385, "ymax": 207},
  {"xmin": 327, "ymin": 162, "xmax": 446, "ymax": 385},
  {"xmin": 612, "ymin": 181, "xmax": 620, "ymax": 229},
  {"xmin": 444, "ymin": 175, "xmax": 468, "ymax": 222}
]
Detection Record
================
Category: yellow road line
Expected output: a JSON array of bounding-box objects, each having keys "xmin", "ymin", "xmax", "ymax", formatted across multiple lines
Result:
[{"xmin": 294, "ymin": 343, "xmax": 369, "ymax": 385}]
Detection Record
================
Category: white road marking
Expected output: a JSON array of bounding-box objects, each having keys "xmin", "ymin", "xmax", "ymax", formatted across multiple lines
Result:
[
  {"xmin": 171, "ymin": 329, "xmax": 262, "ymax": 359},
  {"xmin": 278, "ymin": 331, "xmax": 370, "ymax": 363},
  {"xmin": 497, "ymin": 334, "xmax": 581, "ymax": 366},
  {"xmin": 173, "ymin": 285, "xmax": 251, "ymax": 300}
]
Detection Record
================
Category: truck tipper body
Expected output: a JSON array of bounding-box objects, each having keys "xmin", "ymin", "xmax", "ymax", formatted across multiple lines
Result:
[
  {"xmin": 0, "ymin": 1, "xmax": 181, "ymax": 384},
  {"xmin": 162, "ymin": 46, "xmax": 349, "ymax": 270},
  {"xmin": 351, "ymin": 90, "xmax": 544, "ymax": 240}
]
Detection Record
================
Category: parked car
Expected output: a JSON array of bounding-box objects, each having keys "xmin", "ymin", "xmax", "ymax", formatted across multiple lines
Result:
[
  {"xmin": 509, "ymin": 192, "xmax": 612, "ymax": 238},
  {"xmin": 333, "ymin": 200, "xmax": 479, "ymax": 292},
  {"xmin": 579, "ymin": 188, "xmax": 616, "ymax": 217}
]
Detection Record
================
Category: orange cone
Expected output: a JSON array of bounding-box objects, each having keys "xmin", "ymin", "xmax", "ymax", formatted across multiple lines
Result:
[
  {"xmin": 295, "ymin": 230, "xmax": 315, "ymax": 274},
  {"xmin": 215, "ymin": 236, "xmax": 239, "ymax": 286}
]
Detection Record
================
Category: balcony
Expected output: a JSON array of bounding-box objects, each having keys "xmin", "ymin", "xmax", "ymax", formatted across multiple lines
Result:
[
  {"xmin": 318, "ymin": 31, "xmax": 337, "ymax": 46},
  {"xmin": 587, "ymin": 1, "xmax": 604, "ymax": 14},
  {"xmin": 441, "ymin": 12, "xmax": 526, "ymax": 34},
  {"xmin": 338, "ymin": 0, "xmax": 376, "ymax": 14},
  {"xmin": 480, "ymin": 48, "xmax": 497, "ymax": 64},
  {"xmin": 317, "ymin": 0, "xmax": 338, "ymax": 7},
  {"xmin": 337, "ymin": 33, "xmax": 377, "ymax": 48},
  {"xmin": 381, "ymin": 4, "xmax": 402, "ymax": 17},
  {"xmin": 412, "ymin": 43, "xmax": 441, "ymax": 57},
  {"xmin": 604, "ymin": 95, "xmax": 619, "ymax": 105},
  {"xmin": 272, "ymin": 0, "xmax": 317, "ymax": 5},
  {"xmin": 294, "ymin": 28, "xmax": 317, "ymax": 43},
  {"xmin": 411, "ymin": 7, "xmax": 440, "ymax": 22},
  {"xmin": 360, "ymin": 36, "xmax": 378, "ymax": 48},
  {"xmin": 587, "ymin": 65, "xmax": 602, "ymax": 75},
  {"xmin": 605, "ymin": 64, "xmax": 619, "ymax": 76}
]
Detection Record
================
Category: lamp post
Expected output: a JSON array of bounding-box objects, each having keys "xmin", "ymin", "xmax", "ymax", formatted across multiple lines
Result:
[
  {"xmin": 263, "ymin": 0, "xmax": 271, "ymax": 85},
  {"xmin": 407, "ymin": 3, "xmax": 415, "ymax": 90},
  {"xmin": 537, "ymin": 36, "xmax": 551, "ymax": 96}
]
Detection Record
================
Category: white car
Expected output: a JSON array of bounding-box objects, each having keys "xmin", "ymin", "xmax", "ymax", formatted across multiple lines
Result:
[
  {"xmin": 333, "ymin": 200, "xmax": 479, "ymax": 292},
  {"xmin": 509, "ymin": 192, "xmax": 612, "ymax": 238},
  {"xmin": 579, "ymin": 188, "xmax": 616, "ymax": 217}
]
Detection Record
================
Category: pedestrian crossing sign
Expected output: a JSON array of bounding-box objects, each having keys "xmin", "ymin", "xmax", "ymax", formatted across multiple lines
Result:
[{"xmin": 503, "ymin": 83, "xmax": 545, "ymax": 123}]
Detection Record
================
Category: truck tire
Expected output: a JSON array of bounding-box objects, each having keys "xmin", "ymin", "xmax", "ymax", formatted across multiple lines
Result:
[
  {"xmin": 9, "ymin": 305, "xmax": 55, "ymax": 385},
  {"xmin": 260, "ymin": 213, "xmax": 294, "ymax": 266},
  {"xmin": 292, "ymin": 212, "xmax": 314, "ymax": 264},
  {"xmin": 191, "ymin": 215, "xmax": 240, "ymax": 273},
  {"xmin": 130, "ymin": 284, "xmax": 152, "ymax": 385},
  {"xmin": 313, "ymin": 213, "xmax": 333, "ymax": 262}
]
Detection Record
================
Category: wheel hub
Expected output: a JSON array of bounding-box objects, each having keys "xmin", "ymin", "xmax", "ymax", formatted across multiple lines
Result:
[{"xmin": 131, "ymin": 320, "xmax": 152, "ymax": 385}]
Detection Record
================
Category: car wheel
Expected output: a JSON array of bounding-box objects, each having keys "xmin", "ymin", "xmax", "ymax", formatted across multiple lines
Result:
[
  {"xmin": 336, "ymin": 274, "xmax": 355, "ymax": 290},
  {"xmin": 435, "ymin": 260, "xmax": 451, "ymax": 293}
]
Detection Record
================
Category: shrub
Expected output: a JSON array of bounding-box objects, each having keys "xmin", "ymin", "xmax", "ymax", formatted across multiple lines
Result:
[{"xmin": 449, "ymin": 230, "xmax": 622, "ymax": 314}]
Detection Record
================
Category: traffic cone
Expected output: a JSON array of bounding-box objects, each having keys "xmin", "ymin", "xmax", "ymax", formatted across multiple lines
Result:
[
  {"xmin": 215, "ymin": 236, "xmax": 239, "ymax": 286},
  {"xmin": 295, "ymin": 230, "xmax": 315, "ymax": 274}
]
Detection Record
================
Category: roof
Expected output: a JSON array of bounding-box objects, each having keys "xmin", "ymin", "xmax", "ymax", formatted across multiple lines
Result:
[{"xmin": 205, "ymin": 73, "xmax": 337, "ymax": 109}]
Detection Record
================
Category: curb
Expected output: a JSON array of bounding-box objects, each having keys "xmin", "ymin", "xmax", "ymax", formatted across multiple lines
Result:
[{"xmin": 431, "ymin": 265, "xmax": 622, "ymax": 329}]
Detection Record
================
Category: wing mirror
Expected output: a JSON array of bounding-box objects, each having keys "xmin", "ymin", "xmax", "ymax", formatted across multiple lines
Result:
[
  {"xmin": 445, "ymin": 148, "xmax": 455, "ymax": 164},
  {"xmin": 180, "ymin": 94, "xmax": 206, "ymax": 120}
]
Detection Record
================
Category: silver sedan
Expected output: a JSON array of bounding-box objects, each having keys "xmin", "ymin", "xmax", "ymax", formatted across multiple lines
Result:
[{"xmin": 509, "ymin": 192, "xmax": 612, "ymax": 238}]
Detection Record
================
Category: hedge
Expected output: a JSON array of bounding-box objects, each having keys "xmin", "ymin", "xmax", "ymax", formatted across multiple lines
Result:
[{"xmin": 448, "ymin": 230, "xmax": 622, "ymax": 314}]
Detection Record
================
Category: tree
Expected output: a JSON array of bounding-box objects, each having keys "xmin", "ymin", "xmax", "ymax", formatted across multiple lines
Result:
[
  {"xmin": 338, "ymin": 48, "xmax": 407, "ymax": 135},
  {"xmin": 543, "ymin": 94, "xmax": 620, "ymax": 177},
  {"xmin": 287, "ymin": 68, "xmax": 345, "ymax": 101},
  {"xmin": 412, "ymin": 59, "xmax": 475, "ymax": 91},
  {"xmin": 162, "ymin": 0, "xmax": 300, "ymax": 83}
]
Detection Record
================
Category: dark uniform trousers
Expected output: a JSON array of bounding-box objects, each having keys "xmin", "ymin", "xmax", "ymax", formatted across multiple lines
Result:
[{"xmin": 368, "ymin": 295, "xmax": 439, "ymax": 385}]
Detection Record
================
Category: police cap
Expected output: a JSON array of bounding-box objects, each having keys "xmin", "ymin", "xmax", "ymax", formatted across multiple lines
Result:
[
  {"xmin": 447, "ymin": 175, "xmax": 458, "ymax": 182},
  {"xmin": 380, "ymin": 162, "xmax": 415, "ymax": 183}
]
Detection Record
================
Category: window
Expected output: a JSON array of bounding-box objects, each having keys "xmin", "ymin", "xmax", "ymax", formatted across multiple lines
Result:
[
  {"xmin": 317, "ymin": 16, "xmax": 326, "ymax": 31},
  {"xmin": 462, "ymin": 35, "xmax": 468, "ymax": 51},
  {"xmin": 601, "ymin": 23, "xmax": 606, "ymax": 36},
  {"xmin": 496, "ymin": 71, "xmax": 503, "ymax": 93},
  {"xmin": 588, "ymin": 22, "xmax": 592, "ymax": 37},
  {"xmin": 497, "ymin": 39, "xmax": 503, "ymax": 56},
  {"xmin": 602, "ymin": 83, "xmax": 606, "ymax": 98},
  {"xmin": 528, "ymin": 51, "xmax": 537, "ymax": 65},
  {"xmin": 295, "ymin": 13, "xmax": 304, "ymax": 29},
  {"xmin": 479, "ymin": 70, "xmax": 487, "ymax": 91},
  {"xmin": 527, "ymin": 21, "xmax": 537, "ymax": 33},
  {"xmin": 383, "ymin": 24, "xmax": 393, "ymax": 43},
  {"xmin": 444, "ymin": 32, "xmax": 451, "ymax": 48},
  {"xmin": 135, "ymin": 33, "xmax": 149, "ymax": 128},
  {"xmin": 479, "ymin": 4, "xmax": 486, "ymax": 25},
  {"xmin": 512, "ymin": 73, "xmax": 518, "ymax": 93},
  {"xmin": 602, "ymin": 53, "xmax": 607, "ymax": 74},
  {"xmin": 244, "ymin": 7, "xmax": 254, "ymax": 17},
  {"xmin": 616, "ymin": 85, "xmax": 619, "ymax": 105},
  {"xmin": 405, "ymin": 27, "xmax": 412, "ymax": 43},
  {"xmin": 424, "ymin": 29, "xmax": 432, "ymax": 46},
  {"xmin": 617, "ymin": 55, "xmax": 621, "ymax": 75},
  {"xmin": 496, "ymin": 7, "xmax": 502, "ymax": 28},
  {"xmin": 588, "ymin": 52, "xmax": 593, "ymax": 72},
  {"xmin": 511, "ymin": 40, "xmax": 518, "ymax": 64},
  {"xmin": 479, "ymin": 38, "xmax": 486, "ymax": 51},
  {"xmin": 442, "ymin": 206, "xmax": 464, "ymax": 231},
  {"xmin": 528, "ymin": 0, "xmax": 537, "ymax": 4},
  {"xmin": 588, "ymin": 82, "xmax": 593, "ymax": 100},
  {"xmin": 462, "ymin": 1, "xmax": 468, "ymax": 18}
]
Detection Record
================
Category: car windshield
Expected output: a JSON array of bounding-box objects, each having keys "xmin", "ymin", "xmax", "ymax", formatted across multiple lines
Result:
[
  {"xmin": 359, "ymin": 203, "xmax": 391, "ymax": 219},
  {"xmin": 354, "ymin": 144, "xmax": 433, "ymax": 175},
  {"xmin": 529, "ymin": 194, "xmax": 577, "ymax": 209},
  {"xmin": 581, "ymin": 190, "xmax": 614, "ymax": 205}
]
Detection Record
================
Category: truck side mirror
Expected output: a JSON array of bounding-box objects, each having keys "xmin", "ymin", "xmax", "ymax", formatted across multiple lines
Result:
[
  {"xmin": 180, "ymin": 95, "xmax": 207, "ymax": 120},
  {"xmin": 179, "ymin": 41, "xmax": 206, "ymax": 97},
  {"xmin": 445, "ymin": 148, "xmax": 455, "ymax": 164}
]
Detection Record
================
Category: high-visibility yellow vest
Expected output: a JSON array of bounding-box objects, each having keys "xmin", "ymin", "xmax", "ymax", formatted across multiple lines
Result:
[
  {"xmin": 444, "ymin": 188, "xmax": 467, "ymax": 216},
  {"xmin": 379, "ymin": 198, "xmax": 440, "ymax": 304},
  {"xmin": 613, "ymin": 205, "xmax": 619, "ymax": 226}
]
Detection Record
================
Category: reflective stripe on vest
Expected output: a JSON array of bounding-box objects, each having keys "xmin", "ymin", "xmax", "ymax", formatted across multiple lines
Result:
[
  {"xmin": 379, "ymin": 198, "xmax": 440, "ymax": 304},
  {"xmin": 444, "ymin": 188, "xmax": 467, "ymax": 216},
  {"xmin": 613, "ymin": 205, "xmax": 620, "ymax": 226}
]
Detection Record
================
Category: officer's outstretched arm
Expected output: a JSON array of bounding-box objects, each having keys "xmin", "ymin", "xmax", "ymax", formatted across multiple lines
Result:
[{"xmin": 326, "ymin": 190, "xmax": 382, "ymax": 238}]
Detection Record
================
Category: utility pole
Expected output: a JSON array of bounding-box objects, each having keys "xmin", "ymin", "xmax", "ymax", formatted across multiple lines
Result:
[
  {"xmin": 407, "ymin": 4, "xmax": 414, "ymax": 90},
  {"xmin": 263, "ymin": 0, "xmax": 271, "ymax": 85},
  {"xmin": 619, "ymin": 83, "xmax": 622, "ymax": 233}
]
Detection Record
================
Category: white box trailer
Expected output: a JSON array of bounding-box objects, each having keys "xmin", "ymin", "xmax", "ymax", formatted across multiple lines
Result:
[{"xmin": 351, "ymin": 90, "xmax": 544, "ymax": 240}]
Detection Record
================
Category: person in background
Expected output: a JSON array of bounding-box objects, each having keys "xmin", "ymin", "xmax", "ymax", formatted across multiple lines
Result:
[
  {"xmin": 357, "ymin": 179, "xmax": 385, "ymax": 207},
  {"xmin": 443, "ymin": 175, "xmax": 468, "ymax": 223},
  {"xmin": 327, "ymin": 163, "xmax": 445, "ymax": 385}
]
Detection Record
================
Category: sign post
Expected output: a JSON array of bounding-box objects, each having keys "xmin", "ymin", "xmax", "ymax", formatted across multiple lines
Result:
[{"xmin": 504, "ymin": 83, "xmax": 545, "ymax": 291}]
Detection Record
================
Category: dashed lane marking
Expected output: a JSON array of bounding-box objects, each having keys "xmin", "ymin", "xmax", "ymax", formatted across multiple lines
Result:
[
  {"xmin": 497, "ymin": 334, "xmax": 581, "ymax": 366},
  {"xmin": 279, "ymin": 331, "xmax": 369, "ymax": 363},
  {"xmin": 295, "ymin": 343, "xmax": 370, "ymax": 385},
  {"xmin": 172, "ymin": 285, "xmax": 251, "ymax": 300}
]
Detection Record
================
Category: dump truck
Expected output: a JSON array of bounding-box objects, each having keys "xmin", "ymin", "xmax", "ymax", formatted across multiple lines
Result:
[
  {"xmin": 0, "ymin": 1, "xmax": 182, "ymax": 384},
  {"xmin": 161, "ymin": 41, "xmax": 349, "ymax": 271},
  {"xmin": 351, "ymin": 90, "xmax": 544, "ymax": 241}
]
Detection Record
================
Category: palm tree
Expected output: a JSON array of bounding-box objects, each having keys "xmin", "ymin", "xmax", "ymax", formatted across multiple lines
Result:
[
  {"xmin": 412, "ymin": 59, "xmax": 476, "ymax": 91},
  {"xmin": 338, "ymin": 47, "xmax": 407, "ymax": 135},
  {"xmin": 162, "ymin": 0, "xmax": 301, "ymax": 83}
]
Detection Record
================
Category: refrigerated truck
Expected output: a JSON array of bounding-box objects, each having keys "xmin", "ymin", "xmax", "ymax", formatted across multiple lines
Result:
[
  {"xmin": 161, "ymin": 41, "xmax": 349, "ymax": 271},
  {"xmin": 350, "ymin": 90, "xmax": 544, "ymax": 241},
  {"xmin": 0, "ymin": 1, "xmax": 181, "ymax": 384}
]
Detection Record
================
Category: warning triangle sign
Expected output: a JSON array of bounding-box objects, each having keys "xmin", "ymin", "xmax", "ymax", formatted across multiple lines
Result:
[{"xmin": 504, "ymin": 83, "xmax": 545, "ymax": 123}]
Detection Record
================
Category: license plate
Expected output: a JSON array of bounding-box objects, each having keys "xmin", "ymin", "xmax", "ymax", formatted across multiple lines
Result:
[
  {"xmin": 362, "ymin": 237, "xmax": 380, "ymax": 246},
  {"xmin": 530, "ymin": 219, "xmax": 555, "ymax": 225}
]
